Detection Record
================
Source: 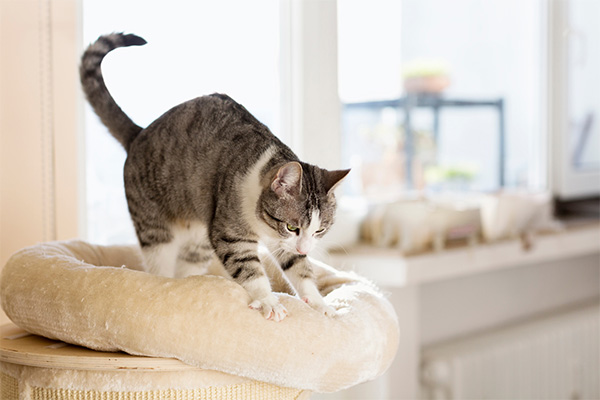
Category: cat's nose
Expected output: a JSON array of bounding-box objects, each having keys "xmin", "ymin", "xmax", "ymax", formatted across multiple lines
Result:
[
  {"xmin": 296, "ymin": 243, "xmax": 310, "ymax": 254},
  {"xmin": 296, "ymin": 246, "xmax": 309, "ymax": 255},
  {"xmin": 296, "ymin": 237, "xmax": 312, "ymax": 255}
]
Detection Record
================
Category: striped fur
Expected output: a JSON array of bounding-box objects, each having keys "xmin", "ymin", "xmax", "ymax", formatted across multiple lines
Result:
[
  {"xmin": 80, "ymin": 33, "xmax": 146, "ymax": 151},
  {"xmin": 80, "ymin": 33, "xmax": 349, "ymax": 321}
]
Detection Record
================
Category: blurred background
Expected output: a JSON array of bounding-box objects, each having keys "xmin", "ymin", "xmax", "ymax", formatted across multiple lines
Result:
[{"xmin": 0, "ymin": 0, "xmax": 598, "ymax": 398}]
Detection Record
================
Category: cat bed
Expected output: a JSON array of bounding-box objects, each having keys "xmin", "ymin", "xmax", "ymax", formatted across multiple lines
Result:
[{"xmin": 0, "ymin": 240, "xmax": 399, "ymax": 393}]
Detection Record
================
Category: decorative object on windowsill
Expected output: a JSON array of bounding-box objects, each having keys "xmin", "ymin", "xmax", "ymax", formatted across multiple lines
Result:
[
  {"xmin": 361, "ymin": 194, "xmax": 481, "ymax": 255},
  {"xmin": 360, "ymin": 190, "xmax": 563, "ymax": 254},
  {"xmin": 402, "ymin": 59, "xmax": 451, "ymax": 94},
  {"xmin": 480, "ymin": 190, "xmax": 563, "ymax": 249},
  {"xmin": 0, "ymin": 240, "xmax": 399, "ymax": 397}
]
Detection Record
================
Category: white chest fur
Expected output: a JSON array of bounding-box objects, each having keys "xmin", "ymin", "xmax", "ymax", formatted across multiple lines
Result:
[{"xmin": 238, "ymin": 146, "xmax": 277, "ymax": 239}]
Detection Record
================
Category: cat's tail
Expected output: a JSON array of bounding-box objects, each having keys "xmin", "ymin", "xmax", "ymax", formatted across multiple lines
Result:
[{"xmin": 80, "ymin": 33, "xmax": 147, "ymax": 152}]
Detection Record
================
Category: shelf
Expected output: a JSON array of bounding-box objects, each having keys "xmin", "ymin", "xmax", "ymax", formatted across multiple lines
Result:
[
  {"xmin": 327, "ymin": 224, "xmax": 600, "ymax": 288},
  {"xmin": 342, "ymin": 95, "xmax": 506, "ymax": 187},
  {"xmin": 0, "ymin": 324, "xmax": 195, "ymax": 371}
]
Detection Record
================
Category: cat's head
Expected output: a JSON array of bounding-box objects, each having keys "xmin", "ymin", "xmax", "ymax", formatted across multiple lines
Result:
[{"xmin": 257, "ymin": 162, "xmax": 349, "ymax": 255}]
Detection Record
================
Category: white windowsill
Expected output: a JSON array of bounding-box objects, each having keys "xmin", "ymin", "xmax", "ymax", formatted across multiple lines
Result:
[{"xmin": 327, "ymin": 223, "xmax": 600, "ymax": 288}]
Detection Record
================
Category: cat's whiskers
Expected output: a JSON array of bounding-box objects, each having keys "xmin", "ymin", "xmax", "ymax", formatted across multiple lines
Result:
[
  {"xmin": 268, "ymin": 247, "xmax": 286, "ymax": 260},
  {"xmin": 305, "ymin": 245, "xmax": 329, "ymax": 262},
  {"xmin": 324, "ymin": 240, "xmax": 352, "ymax": 256}
]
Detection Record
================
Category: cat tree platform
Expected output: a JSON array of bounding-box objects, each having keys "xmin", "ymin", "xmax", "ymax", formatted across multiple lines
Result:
[{"xmin": 0, "ymin": 324, "xmax": 309, "ymax": 399}]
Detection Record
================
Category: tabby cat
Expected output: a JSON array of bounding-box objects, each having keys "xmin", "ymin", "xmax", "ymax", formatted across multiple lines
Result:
[{"xmin": 80, "ymin": 33, "xmax": 349, "ymax": 322}]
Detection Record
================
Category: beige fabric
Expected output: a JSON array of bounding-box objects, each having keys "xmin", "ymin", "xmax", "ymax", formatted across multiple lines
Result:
[{"xmin": 0, "ymin": 241, "xmax": 399, "ymax": 393}]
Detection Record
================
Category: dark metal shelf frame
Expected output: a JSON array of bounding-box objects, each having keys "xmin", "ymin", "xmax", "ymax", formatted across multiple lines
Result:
[{"xmin": 344, "ymin": 94, "xmax": 505, "ymax": 188}]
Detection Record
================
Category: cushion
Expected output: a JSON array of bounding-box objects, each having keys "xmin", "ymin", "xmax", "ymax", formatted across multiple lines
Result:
[{"xmin": 0, "ymin": 240, "xmax": 398, "ymax": 393}]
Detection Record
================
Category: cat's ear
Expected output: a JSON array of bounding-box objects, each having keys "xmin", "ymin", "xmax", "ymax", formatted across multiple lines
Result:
[
  {"xmin": 324, "ymin": 168, "xmax": 350, "ymax": 194},
  {"xmin": 271, "ymin": 162, "xmax": 303, "ymax": 197}
]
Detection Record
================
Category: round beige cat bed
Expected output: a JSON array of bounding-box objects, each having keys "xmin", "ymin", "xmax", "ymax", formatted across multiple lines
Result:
[{"xmin": 0, "ymin": 240, "xmax": 399, "ymax": 398}]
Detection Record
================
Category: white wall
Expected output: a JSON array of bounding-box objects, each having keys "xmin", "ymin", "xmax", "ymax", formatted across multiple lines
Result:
[{"xmin": 420, "ymin": 253, "xmax": 600, "ymax": 346}]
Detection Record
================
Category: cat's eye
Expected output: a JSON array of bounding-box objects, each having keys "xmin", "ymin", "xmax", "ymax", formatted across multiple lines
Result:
[
  {"xmin": 286, "ymin": 224, "xmax": 299, "ymax": 232},
  {"xmin": 315, "ymin": 228, "xmax": 325, "ymax": 234}
]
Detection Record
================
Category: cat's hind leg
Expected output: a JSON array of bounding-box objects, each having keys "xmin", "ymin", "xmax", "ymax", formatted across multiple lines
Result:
[
  {"xmin": 139, "ymin": 221, "xmax": 215, "ymax": 278},
  {"xmin": 142, "ymin": 241, "xmax": 179, "ymax": 277},
  {"xmin": 127, "ymin": 180, "xmax": 180, "ymax": 276},
  {"xmin": 132, "ymin": 214, "xmax": 179, "ymax": 277},
  {"xmin": 173, "ymin": 221, "xmax": 216, "ymax": 278}
]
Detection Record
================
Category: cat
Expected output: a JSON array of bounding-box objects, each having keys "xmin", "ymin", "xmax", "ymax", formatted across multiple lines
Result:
[{"xmin": 80, "ymin": 33, "xmax": 349, "ymax": 322}]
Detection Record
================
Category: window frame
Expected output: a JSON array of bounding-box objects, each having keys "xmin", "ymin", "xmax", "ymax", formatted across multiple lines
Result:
[
  {"xmin": 548, "ymin": 0, "xmax": 600, "ymax": 200},
  {"xmin": 280, "ymin": 0, "xmax": 342, "ymax": 171}
]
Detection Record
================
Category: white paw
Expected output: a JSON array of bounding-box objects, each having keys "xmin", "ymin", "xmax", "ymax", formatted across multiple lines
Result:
[
  {"xmin": 302, "ymin": 295, "xmax": 336, "ymax": 317},
  {"xmin": 249, "ymin": 294, "xmax": 288, "ymax": 322}
]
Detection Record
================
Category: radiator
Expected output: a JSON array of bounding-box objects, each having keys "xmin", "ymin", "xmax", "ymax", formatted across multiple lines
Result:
[{"xmin": 420, "ymin": 301, "xmax": 599, "ymax": 400}]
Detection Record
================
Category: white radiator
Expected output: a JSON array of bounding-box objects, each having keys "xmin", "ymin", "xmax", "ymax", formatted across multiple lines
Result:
[{"xmin": 421, "ymin": 301, "xmax": 600, "ymax": 400}]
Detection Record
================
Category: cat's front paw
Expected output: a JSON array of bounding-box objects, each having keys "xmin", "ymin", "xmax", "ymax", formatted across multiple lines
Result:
[
  {"xmin": 302, "ymin": 295, "xmax": 336, "ymax": 317},
  {"xmin": 249, "ymin": 294, "xmax": 288, "ymax": 322}
]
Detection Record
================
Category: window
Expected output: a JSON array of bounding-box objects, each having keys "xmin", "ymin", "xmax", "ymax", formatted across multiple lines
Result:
[
  {"xmin": 82, "ymin": 1, "xmax": 578, "ymax": 245},
  {"xmin": 550, "ymin": 0, "xmax": 600, "ymax": 199},
  {"xmin": 82, "ymin": 0, "xmax": 282, "ymax": 244},
  {"xmin": 567, "ymin": 0, "xmax": 600, "ymax": 173},
  {"xmin": 339, "ymin": 0, "xmax": 546, "ymax": 199}
]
